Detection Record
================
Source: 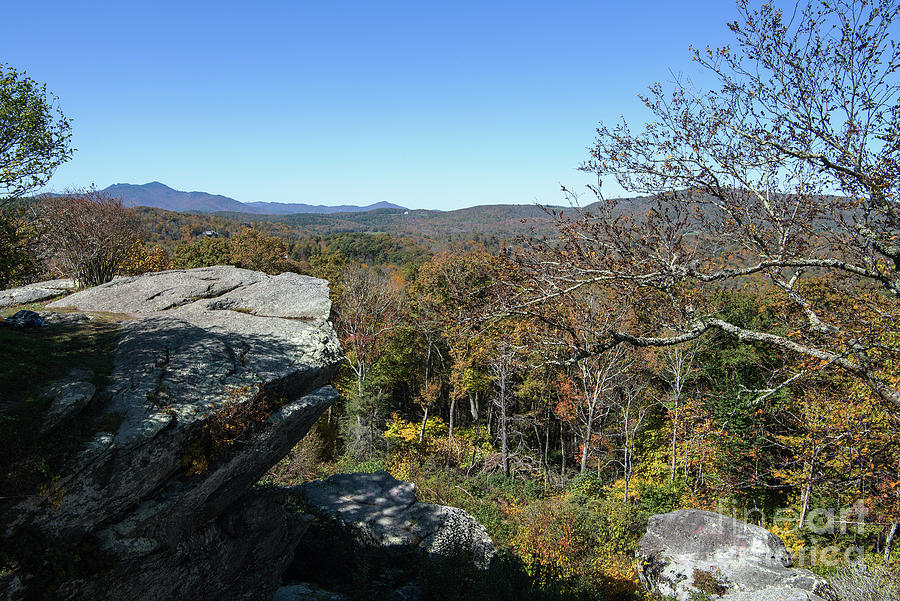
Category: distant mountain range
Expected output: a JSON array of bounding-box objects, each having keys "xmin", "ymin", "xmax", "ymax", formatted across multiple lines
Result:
[{"xmin": 101, "ymin": 182, "xmax": 406, "ymax": 215}]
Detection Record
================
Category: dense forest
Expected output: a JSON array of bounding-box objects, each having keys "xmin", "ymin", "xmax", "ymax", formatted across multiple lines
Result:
[{"xmin": 5, "ymin": 191, "xmax": 897, "ymax": 597}]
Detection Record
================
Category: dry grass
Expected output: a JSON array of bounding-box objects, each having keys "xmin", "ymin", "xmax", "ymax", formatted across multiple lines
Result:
[{"xmin": 830, "ymin": 561, "xmax": 900, "ymax": 601}]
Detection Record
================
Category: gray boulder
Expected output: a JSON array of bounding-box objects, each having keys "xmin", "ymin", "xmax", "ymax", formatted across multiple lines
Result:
[
  {"xmin": 1, "ymin": 266, "xmax": 343, "ymax": 601},
  {"xmin": 638, "ymin": 509, "xmax": 832, "ymax": 601},
  {"xmin": 0, "ymin": 278, "xmax": 77, "ymax": 308},
  {"xmin": 293, "ymin": 471, "xmax": 495, "ymax": 568},
  {"xmin": 38, "ymin": 368, "xmax": 96, "ymax": 433}
]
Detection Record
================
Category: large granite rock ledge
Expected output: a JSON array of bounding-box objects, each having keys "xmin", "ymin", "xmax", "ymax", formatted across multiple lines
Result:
[{"xmin": 1, "ymin": 266, "xmax": 343, "ymax": 601}]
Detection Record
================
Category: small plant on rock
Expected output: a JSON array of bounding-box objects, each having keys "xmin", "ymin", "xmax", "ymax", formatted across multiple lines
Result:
[{"xmin": 692, "ymin": 567, "xmax": 728, "ymax": 597}]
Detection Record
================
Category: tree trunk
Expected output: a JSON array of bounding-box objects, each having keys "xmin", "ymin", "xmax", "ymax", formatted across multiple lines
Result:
[
  {"xmin": 799, "ymin": 453, "xmax": 817, "ymax": 529},
  {"xmin": 367, "ymin": 411, "xmax": 375, "ymax": 458},
  {"xmin": 469, "ymin": 391, "xmax": 480, "ymax": 422},
  {"xmin": 886, "ymin": 522, "xmax": 898, "ymax": 561},
  {"xmin": 487, "ymin": 398, "xmax": 493, "ymax": 438},
  {"xmin": 499, "ymin": 369, "xmax": 510, "ymax": 477},
  {"xmin": 448, "ymin": 396, "xmax": 456, "ymax": 438},
  {"xmin": 560, "ymin": 425, "xmax": 566, "ymax": 479},
  {"xmin": 418, "ymin": 406, "xmax": 430, "ymax": 443},
  {"xmin": 500, "ymin": 403, "xmax": 510, "ymax": 477},
  {"xmin": 623, "ymin": 402, "xmax": 632, "ymax": 503},
  {"xmin": 799, "ymin": 477, "xmax": 812, "ymax": 530},
  {"xmin": 543, "ymin": 403, "xmax": 551, "ymax": 478},
  {"xmin": 670, "ymin": 398, "xmax": 678, "ymax": 484},
  {"xmin": 420, "ymin": 341, "xmax": 432, "ymax": 444},
  {"xmin": 580, "ymin": 409, "xmax": 594, "ymax": 473}
]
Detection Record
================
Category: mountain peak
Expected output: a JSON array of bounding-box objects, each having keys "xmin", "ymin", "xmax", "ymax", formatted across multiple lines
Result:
[{"xmin": 101, "ymin": 182, "xmax": 406, "ymax": 215}]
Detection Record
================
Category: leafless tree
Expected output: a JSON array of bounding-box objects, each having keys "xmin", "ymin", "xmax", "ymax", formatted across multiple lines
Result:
[
  {"xmin": 607, "ymin": 371, "xmax": 655, "ymax": 503},
  {"xmin": 515, "ymin": 0, "xmax": 900, "ymax": 408},
  {"xmin": 657, "ymin": 340, "xmax": 703, "ymax": 483},
  {"xmin": 490, "ymin": 342, "xmax": 519, "ymax": 477},
  {"xmin": 573, "ymin": 343, "xmax": 630, "ymax": 474},
  {"xmin": 38, "ymin": 190, "xmax": 139, "ymax": 287},
  {"xmin": 333, "ymin": 265, "xmax": 403, "ymax": 457},
  {"xmin": 334, "ymin": 265, "xmax": 403, "ymax": 400}
]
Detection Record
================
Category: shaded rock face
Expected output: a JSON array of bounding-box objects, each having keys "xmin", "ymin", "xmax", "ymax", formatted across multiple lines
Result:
[
  {"xmin": 38, "ymin": 368, "xmax": 96, "ymax": 434},
  {"xmin": 638, "ymin": 509, "xmax": 833, "ymax": 601},
  {"xmin": 283, "ymin": 472, "xmax": 495, "ymax": 600},
  {"xmin": 294, "ymin": 471, "xmax": 495, "ymax": 568},
  {"xmin": 273, "ymin": 583, "xmax": 350, "ymax": 601},
  {"xmin": 1, "ymin": 267, "xmax": 343, "ymax": 601},
  {"xmin": 66, "ymin": 488, "xmax": 315, "ymax": 601}
]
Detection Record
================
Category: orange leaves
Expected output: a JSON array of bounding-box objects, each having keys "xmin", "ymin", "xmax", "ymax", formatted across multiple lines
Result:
[{"xmin": 553, "ymin": 375, "xmax": 578, "ymax": 413}]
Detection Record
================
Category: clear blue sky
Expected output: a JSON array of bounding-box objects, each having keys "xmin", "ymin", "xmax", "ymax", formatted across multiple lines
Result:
[{"xmin": 2, "ymin": 1, "xmax": 738, "ymax": 210}]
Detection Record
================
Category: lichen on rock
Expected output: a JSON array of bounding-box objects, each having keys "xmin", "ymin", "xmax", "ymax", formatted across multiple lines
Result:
[
  {"xmin": 637, "ymin": 509, "xmax": 834, "ymax": 601},
  {"xmin": 1, "ymin": 266, "xmax": 344, "ymax": 601}
]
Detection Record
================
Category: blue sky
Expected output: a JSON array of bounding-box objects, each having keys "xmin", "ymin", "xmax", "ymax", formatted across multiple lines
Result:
[{"xmin": 2, "ymin": 1, "xmax": 738, "ymax": 210}]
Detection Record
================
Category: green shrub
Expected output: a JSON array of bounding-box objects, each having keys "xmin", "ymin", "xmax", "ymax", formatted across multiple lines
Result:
[
  {"xmin": 567, "ymin": 472, "xmax": 603, "ymax": 499},
  {"xmin": 333, "ymin": 453, "xmax": 389, "ymax": 475},
  {"xmin": 637, "ymin": 480, "xmax": 685, "ymax": 515}
]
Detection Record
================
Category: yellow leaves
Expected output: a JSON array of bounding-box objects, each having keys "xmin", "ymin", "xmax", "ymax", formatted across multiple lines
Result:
[
  {"xmin": 388, "ymin": 451, "xmax": 416, "ymax": 482},
  {"xmin": 227, "ymin": 385, "xmax": 253, "ymax": 402},
  {"xmin": 383, "ymin": 413, "xmax": 448, "ymax": 446},
  {"xmin": 769, "ymin": 522, "xmax": 806, "ymax": 556},
  {"xmin": 184, "ymin": 454, "xmax": 209, "ymax": 477},
  {"xmin": 119, "ymin": 240, "xmax": 173, "ymax": 276}
]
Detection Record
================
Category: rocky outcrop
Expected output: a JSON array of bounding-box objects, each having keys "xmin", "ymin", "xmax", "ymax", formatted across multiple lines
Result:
[
  {"xmin": 1, "ymin": 267, "xmax": 343, "ymax": 601},
  {"xmin": 274, "ymin": 583, "xmax": 350, "ymax": 601},
  {"xmin": 638, "ymin": 509, "xmax": 833, "ymax": 601},
  {"xmin": 37, "ymin": 368, "xmax": 96, "ymax": 434},
  {"xmin": 281, "ymin": 472, "xmax": 495, "ymax": 601},
  {"xmin": 47, "ymin": 267, "xmax": 329, "ymax": 316},
  {"xmin": 0, "ymin": 278, "xmax": 77, "ymax": 308},
  {"xmin": 294, "ymin": 471, "xmax": 495, "ymax": 568}
]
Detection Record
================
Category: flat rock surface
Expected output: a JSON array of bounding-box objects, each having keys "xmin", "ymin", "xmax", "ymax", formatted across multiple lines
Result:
[
  {"xmin": 47, "ymin": 266, "xmax": 330, "ymax": 318},
  {"xmin": 638, "ymin": 509, "xmax": 831, "ymax": 601},
  {"xmin": 0, "ymin": 278, "xmax": 77, "ymax": 307},
  {"xmin": 723, "ymin": 588, "xmax": 826, "ymax": 601},
  {"xmin": 48, "ymin": 266, "xmax": 341, "ymax": 396},
  {"xmin": 205, "ymin": 271, "xmax": 332, "ymax": 319}
]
